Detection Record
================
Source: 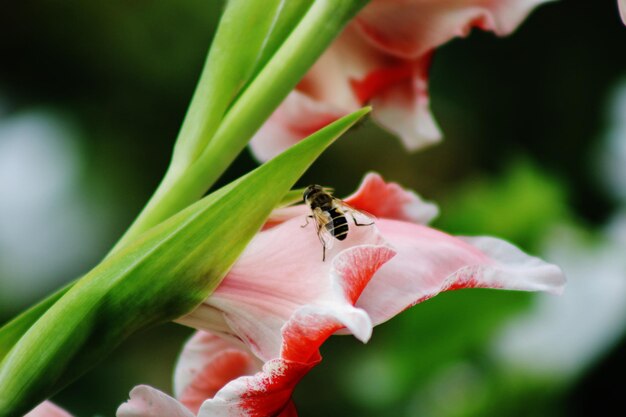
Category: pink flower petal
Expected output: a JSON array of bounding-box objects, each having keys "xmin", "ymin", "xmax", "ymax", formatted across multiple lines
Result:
[
  {"xmin": 355, "ymin": 0, "xmax": 551, "ymax": 59},
  {"xmin": 249, "ymin": 27, "xmax": 378, "ymax": 162},
  {"xmin": 25, "ymin": 402, "xmax": 72, "ymax": 417},
  {"xmin": 180, "ymin": 240, "xmax": 393, "ymax": 416},
  {"xmin": 248, "ymin": 91, "xmax": 346, "ymax": 162},
  {"xmin": 456, "ymin": 236, "xmax": 565, "ymax": 294},
  {"xmin": 179, "ymin": 216, "xmax": 396, "ymax": 361},
  {"xmin": 174, "ymin": 332, "xmax": 262, "ymax": 414},
  {"xmin": 167, "ymin": 330, "xmax": 310, "ymax": 417},
  {"xmin": 295, "ymin": 26, "xmax": 379, "ymax": 110},
  {"xmin": 344, "ymin": 172, "xmax": 439, "ymax": 224},
  {"xmin": 369, "ymin": 54, "xmax": 442, "ymax": 151},
  {"xmin": 198, "ymin": 357, "xmax": 312, "ymax": 417},
  {"xmin": 126, "ymin": 174, "xmax": 564, "ymax": 417},
  {"xmin": 620, "ymin": 0, "xmax": 626, "ymax": 25},
  {"xmin": 348, "ymin": 52, "xmax": 441, "ymax": 151},
  {"xmin": 354, "ymin": 219, "xmax": 566, "ymax": 326},
  {"xmin": 117, "ymin": 386, "xmax": 194, "ymax": 417},
  {"xmin": 199, "ymin": 248, "xmax": 394, "ymax": 417}
]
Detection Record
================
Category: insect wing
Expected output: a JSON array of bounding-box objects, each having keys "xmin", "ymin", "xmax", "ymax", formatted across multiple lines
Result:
[
  {"xmin": 334, "ymin": 198, "xmax": 376, "ymax": 226},
  {"xmin": 312, "ymin": 209, "xmax": 335, "ymax": 250}
]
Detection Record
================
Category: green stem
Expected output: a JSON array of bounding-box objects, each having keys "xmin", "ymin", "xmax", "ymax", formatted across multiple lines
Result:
[{"xmin": 170, "ymin": 0, "xmax": 291, "ymax": 171}]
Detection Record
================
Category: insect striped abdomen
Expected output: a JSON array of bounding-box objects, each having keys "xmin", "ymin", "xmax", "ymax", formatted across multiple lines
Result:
[
  {"xmin": 325, "ymin": 208, "xmax": 348, "ymax": 240},
  {"xmin": 303, "ymin": 184, "xmax": 375, "ymax": 261}
]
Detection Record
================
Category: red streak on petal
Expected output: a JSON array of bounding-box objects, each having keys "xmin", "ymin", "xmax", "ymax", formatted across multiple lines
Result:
[
  {"xmin": 289, "ymin": 113, "xmax": 338, "ymax": 138},
  {"xmin": 446, "ymin": 277, "xmax": 480, "ymax": 291},
  {"xmin": 443, "ymin": 266, "xmax": 504, "ymax": 292},
  {"xmin": 346, "ymin": 174, "xmax": 415, "ymax": 221},
  {"xmin": 336, "ymin": 246, "xmax": 396, "ymax": 304},
  {"xmin": 239, "ymin": 360, "xmax": 315, "ymax": 417},
  {"xmin": 236, "ymin": 315, "xmax": 346, "ymax": 416},
  {"xmin": 295, "ymin": 77, "xmax": 314, "ymax": 96},
  {"xmin": 282, "ymin": 316, "xmax": 341, "ymax": 363},
  {"xmin": 350, "ymin": 62, "xmax": 414, "ymax": 104}
]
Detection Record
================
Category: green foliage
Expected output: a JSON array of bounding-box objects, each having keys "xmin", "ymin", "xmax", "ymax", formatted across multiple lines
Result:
[
  {"xmin": 243, "ymin": 1, "xmax": 314, "ymax": 85},
  {"xmin": 406, "ymin": 367, "xmax": 564, "ymax": 417},
  {"xmin": 436, "ymin": 160, "xmax": 571, "ymax": 251}
]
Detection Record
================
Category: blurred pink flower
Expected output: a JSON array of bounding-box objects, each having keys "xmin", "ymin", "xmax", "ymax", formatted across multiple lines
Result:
[
  {"xmin": 250, "ymin": 0, "xmax": 550, "ymax": 161},
  {"xmin": 620, "ymin": 0, "xmax": 626, "ymax": 25},
  {"xmin": 118, "ymin": 173, "xmax": 565, "ymax": 417},
  {"xmin": 25, "ymin": 402, "xmax": 72, "ymax": 417}
]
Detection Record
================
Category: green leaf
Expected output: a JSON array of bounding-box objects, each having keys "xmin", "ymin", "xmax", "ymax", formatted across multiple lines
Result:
[
  {"xmin": 0, "ymin": 108, "xmax": 370, "ymax": 417},
  {"xmin": 0, "ymin": 185, "xmax": 306, "ymax": 365},
  {"xmin": 233, "ymin": 1, "xmax": 314, "ymax": 102},
  {"xmin": 172, "ymin": 0, "xmax": 287, "ymax": 169},
  {"xmin": 0, "ymin": 285, "xmax": 68, "ymax": 364}
]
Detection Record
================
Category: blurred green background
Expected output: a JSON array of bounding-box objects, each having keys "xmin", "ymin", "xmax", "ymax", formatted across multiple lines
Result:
[{"xmin": 1, "ymin": 0, "xmax": 625, "ymax": 416}]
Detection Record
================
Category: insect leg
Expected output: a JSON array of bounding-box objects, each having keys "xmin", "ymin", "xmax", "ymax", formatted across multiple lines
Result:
[
  {"xmin": 301, "ymin": 215, "xmax": 313, "ymax": 228},
  {"xmin": 315, "ymin": 222, "xmax": 327, "ymax": 262},
  {"xmin": 349, "ymin": 212, "xmax": 375, "ymax": 227}
]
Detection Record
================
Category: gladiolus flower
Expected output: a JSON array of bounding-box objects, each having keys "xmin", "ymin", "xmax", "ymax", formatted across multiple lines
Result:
[
  {"xmin": 117, "ymin": 173, "xmax": 565, "ymax": 417},
  {"xmin": 24, "ymin": 402, "xmax": 72, "ymax": 417},
  {"xmin": 250, "ymin": 0, "xmax": 551, "ymax": 161}
]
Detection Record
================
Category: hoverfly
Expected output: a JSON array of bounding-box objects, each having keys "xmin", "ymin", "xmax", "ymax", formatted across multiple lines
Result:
[{"xmin": 302, "ymin": 184, "xmax": 375, "ymax": 261}]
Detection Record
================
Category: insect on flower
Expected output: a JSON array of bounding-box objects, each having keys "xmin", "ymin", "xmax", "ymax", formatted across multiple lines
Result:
[{"xmin": 302, "ymin": 184, "xmax": 375, "ymax": 261}]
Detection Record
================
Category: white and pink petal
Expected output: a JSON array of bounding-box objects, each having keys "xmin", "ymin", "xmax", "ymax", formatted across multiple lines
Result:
[
  {"xmin": 192, "ymin": 244, "xmax": 394, "ymax": 416},
  {"xmin": 198, "ymin": 299, "xmax": 370, "ymax": 416},
  {"xmin": 174, "ymin": 332, "xmax": 262, "ymax": 414},
  {"xmin": 198, "ymin": 357, "xmax": 311, "ymax": 417},
  {"xmin": 347, "ymin": 53, "xmax": 441, "ymax": 152},
  {"xmin": 25, "ymin": 402, "xmax": 73, "ymax": 417},
  {"xmin": 248, "ymin": 91, "xmax": 347, "ymax": 162},
  {"xmin": 179, "ymin": 215, "xmax": 396, "ymax": 362},
  {"xmin": 345, "ymin": 172, "xmax": 439, "ymax": 224},
  {"xmin": 249, "ymin": 27, "xmax": 379, "ymax": 162},
  {"xmin": 355, "ymin": 0, "xmax": 552, "ymax": 59},
  {"xmin": 353, "ymin": 219, "xmax": 566, "ymax": 327},
  {"xmin": 121, "ymin": 173, "xmax": 566, "ymax": 417},
  {"xmin": 117, "ymin": 386, "xmax": 195, "ymax": 417},
  {"xmin": 452, "ymin": 236, "xmax": 565, "ymax": 294},
  {"xmin": 369, "ymin": 56, "xmax": 442, "ymax": 152}
]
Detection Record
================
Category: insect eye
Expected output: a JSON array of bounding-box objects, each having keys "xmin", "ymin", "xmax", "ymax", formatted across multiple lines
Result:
[{"xmin": 303, "ymin": 185, "xmax": 322, "ymax": 201}]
